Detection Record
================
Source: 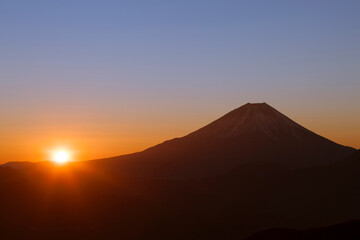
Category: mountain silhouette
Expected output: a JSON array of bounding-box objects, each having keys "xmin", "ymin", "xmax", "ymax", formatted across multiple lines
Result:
[{"xmin": 92, "ymin": 103, "xmax": 354, "ymax": 178}]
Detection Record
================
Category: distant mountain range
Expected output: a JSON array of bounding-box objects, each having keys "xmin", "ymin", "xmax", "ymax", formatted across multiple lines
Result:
[{"xmin": 0, "ymin": 103, "xmax": 358, "ymax": 240}]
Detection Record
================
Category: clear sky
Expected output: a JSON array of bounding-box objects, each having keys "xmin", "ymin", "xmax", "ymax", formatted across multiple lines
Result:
[{"xmin": 0, "ymin": 0, "xmax": 359, "ymax": 163}]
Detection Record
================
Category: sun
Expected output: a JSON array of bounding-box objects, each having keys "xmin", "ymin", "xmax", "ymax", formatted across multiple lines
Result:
[{"xmin": 51, "ymin": 150, "xmax": 72, "ymax": 165}]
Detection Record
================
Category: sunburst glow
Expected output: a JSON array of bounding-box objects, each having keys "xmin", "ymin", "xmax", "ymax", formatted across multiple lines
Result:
[{"xmin": 51, "ymin": 150, "xmax": 72, "ymax": 165}]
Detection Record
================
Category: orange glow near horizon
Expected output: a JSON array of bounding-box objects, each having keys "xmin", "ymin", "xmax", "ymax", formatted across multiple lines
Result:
[{"xmin": 0, "ymin": 105, "xmax": 358, "ymax": 165}]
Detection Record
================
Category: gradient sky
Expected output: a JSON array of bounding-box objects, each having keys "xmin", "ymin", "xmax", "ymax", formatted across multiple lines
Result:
[{"xmin": 0, "ymin": 0, "xmax": 359, "ymax": 163}]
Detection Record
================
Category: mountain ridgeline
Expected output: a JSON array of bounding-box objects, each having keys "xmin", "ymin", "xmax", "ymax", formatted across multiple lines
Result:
[{"xmin": 92, "ymin": 103, "xmax": 354, "ymax": 179}]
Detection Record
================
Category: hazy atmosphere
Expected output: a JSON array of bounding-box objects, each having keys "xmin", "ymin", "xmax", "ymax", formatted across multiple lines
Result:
[{"xmin": 1, "ymin": 0, "xmax": 359, "ymax": 163}]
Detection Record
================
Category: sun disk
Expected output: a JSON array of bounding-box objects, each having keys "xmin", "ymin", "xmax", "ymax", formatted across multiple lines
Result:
[{"xmin": 51, "ymin": 150, "xmax": 71, "ymax": 165}]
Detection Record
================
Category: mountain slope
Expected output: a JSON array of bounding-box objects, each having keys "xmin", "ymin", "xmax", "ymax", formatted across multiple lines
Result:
[{"xmin": 91, "ymin": 103, "xmax": 354, "ymax": 179}]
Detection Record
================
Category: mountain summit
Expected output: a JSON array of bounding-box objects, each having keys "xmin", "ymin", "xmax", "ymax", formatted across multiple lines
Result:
[
  {"xmin": 93, "ymin": 103, "xmax": 355, "ymax": 179},
  {"xmin": 188, "ymin": 103, "xmax": 313, "ymax": 140}
]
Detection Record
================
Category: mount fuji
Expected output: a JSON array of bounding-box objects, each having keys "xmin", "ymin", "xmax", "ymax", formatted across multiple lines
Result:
[{"xmin": 92, "ymin": 103, "xmax": 354, "ymax": 179}]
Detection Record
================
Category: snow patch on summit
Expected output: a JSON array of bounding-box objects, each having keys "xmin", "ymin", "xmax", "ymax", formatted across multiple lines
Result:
[{"xmin": 187, "ymin": 103, "xmax": 314, "ymax": 140}]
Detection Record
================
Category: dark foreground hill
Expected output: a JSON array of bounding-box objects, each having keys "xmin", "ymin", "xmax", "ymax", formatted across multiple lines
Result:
[
  {"xmin": 0, "ymin": 103, "xmax": 358, "ymax": 239},
  {"xmin": 0, "ymin": 150, "xmax": 359, "ymax": 239},
  {"xmin": 245, "ymin": 220, "xmax": 360, "ymax": 240}
]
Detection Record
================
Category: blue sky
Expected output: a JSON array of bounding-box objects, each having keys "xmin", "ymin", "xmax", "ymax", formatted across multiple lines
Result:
[{"xmin": 0, "ymin": 0, "xmax": 359, "ymax": 161}]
